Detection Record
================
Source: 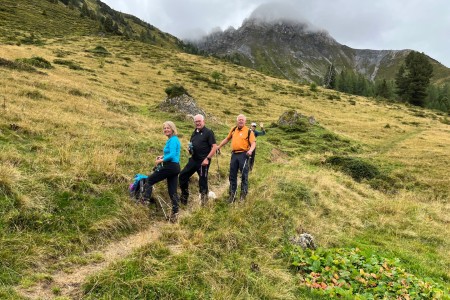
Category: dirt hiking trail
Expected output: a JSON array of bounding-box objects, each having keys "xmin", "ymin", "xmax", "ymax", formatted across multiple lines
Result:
[{"xmin": 17, "ymin": 181, "xmax": 229, "ymax": 300}]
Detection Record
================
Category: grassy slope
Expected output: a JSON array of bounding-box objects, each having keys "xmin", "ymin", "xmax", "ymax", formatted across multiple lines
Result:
[
  {"xmin": 1, "ymin": 36, "xmax": 449, "ymax": 299},
  {"xmin": 0, "ymin": 0, "xmax": 98, "ymax": 38},
  {"xmin": 1, "ymin": 4, "xmax": 450, "ymax": 300}
]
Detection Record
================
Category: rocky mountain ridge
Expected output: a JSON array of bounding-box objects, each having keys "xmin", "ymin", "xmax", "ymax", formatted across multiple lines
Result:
[{"xmin": 193, "ymin": 17, "xmax": 448, "ymax": 84}]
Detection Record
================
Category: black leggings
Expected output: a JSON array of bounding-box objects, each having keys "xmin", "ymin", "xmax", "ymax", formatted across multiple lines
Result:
[{"xmin": 144, "ymin": 162, "xmax": 180, "ymax": 213}]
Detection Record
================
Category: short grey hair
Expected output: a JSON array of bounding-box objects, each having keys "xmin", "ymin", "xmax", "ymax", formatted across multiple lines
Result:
[
  {"xmin": 194, "ymin": 114, "xmax": 205, "ymax": 121},
  {"xmin": 237, "ymin": 114, "xmax": 246, "ymax": 121}
]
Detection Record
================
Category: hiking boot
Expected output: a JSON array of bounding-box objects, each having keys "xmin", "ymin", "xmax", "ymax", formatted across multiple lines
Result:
[
  {"xmin": 141, "ymin": 197, "xmax": 151, "ymax": 206},
  {"xmin": 200, "ymin": 193, "xmax": 208, "ymax": 206},
  {"xmin": 228, "ymin": 194, "xmax": 236, "ymax": 203},
  {"xmin": 239, "ymin": 194, "xmax": 246, "ymax": 202},
  {"xmin": 168, "ymin": 212, "xmax": 178, "ymax": 223},
  {"xmin": 180, "ymin": 194, "xmax": 188, "ymax": 206}
]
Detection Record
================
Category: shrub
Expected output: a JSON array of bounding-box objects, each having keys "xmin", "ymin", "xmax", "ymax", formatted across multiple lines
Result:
[
  {"xmin": 327, "ymin": 94, "xmax": 341, "ymax": 100},
  {"xmin": 15, "ymin": 57, "xmax": 53, "ymax": 69},
  {"xmin": 440, "ymin": 117, "xmax": 450, "ymax": 125},
  {"xmin": 53, "ymin": 49, "xmax": 71, "ymax": 58},
  {"xmin": 0, "ymin": 58, "xmax": 42, "ymax": 73},
  {"xmin": 21, "ymin": 90, "xmax": 46, "ymax": 100},
  {"xmin": 164, "ymin": 84, "xmax": 189, "ymax": 98},
  {"xmin": 280, "ymin": 118, "xmax": 309, "ymax": 133},
  {"xmin": 69, "ymin": 89, "xmax": 90, "ymax": 97},
  {"xmin": 86, "ymin": 45, "xmax": 111, "ymax": 56},
  {"xmin": 20, "ymin": 33, "xmax": 44, "ymax": 46},
  {"xmin": 53, "ymin": 59, "xmax": 84, "ymax": 70},
  {"xmin": 256, "ymin": 99, "xmax": 266, "ymax": 106},
  {"xmin": 326, "ymin": 156, "xmax": 380, "ymax": 182},
  {"xmin": 211, "ymin": 71, "xmax": 222, "ymax": 83}
]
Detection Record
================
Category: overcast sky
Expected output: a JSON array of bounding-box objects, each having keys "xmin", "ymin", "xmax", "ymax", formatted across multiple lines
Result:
[{"xmin": 101, "ymin": 0, "xmax": 450, "ymax": 67}]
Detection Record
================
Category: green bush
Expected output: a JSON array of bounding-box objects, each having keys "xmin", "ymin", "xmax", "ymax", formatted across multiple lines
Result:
[
  {"xmin": 69, "ymin": 89, "xmax": 90, "ymax": 97},
  {"xmin": 326, "ymin": 156, "xmax": 380, "ymax": 182},
  {"xmin": 21, "ymin": 90, "xmax": 47, "ymax": 100},
  {"xmin": 15, "ymin": 57, "xmax": 53, "ymax": 69},
  {"xmin": 164, "ymin": 84, "xmax": 189, "ymax": 98},
  {"xmin": 20, "ymin": 33, "xmax": 44, "ymax": 46},
  {"xmin": 0, "ymin": 58, "xmax": 40, "ymax": 73},
  {"xmin": 86, "ymin": 45, "xmax": 111, "ymax": 56},
  {"xmin": 280, "ymin": 118, "xmax": 309, "ymax": 133},
  {"xmin": 440, "ymin": 117, "xmax": 450, "ymax": 125},
  {"xmin": 53, "ymin": 59, "xmax": 84, "ymax": 70}
]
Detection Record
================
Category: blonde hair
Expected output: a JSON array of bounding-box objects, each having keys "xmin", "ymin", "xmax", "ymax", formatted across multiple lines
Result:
[{"xmin": 163, "ymin": 121, "xmax": 178, "ymax": 136}]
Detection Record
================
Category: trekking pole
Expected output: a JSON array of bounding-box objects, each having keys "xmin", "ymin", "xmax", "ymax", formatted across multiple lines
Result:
[
  {"xmin": 155, "ymin": 195, "xmax": 168, "ymax": 220},
  {"xmin": 216, "ymin": 153, "xmax": 220, "ymax": 181}
]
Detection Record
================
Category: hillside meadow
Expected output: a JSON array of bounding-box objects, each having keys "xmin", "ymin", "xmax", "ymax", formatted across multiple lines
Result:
[{"xmin": 1, "ymin": 35, "xmax": 449, "ymax": 299}]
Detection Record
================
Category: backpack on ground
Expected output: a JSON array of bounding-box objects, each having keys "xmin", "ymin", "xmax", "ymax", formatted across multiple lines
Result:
[{"xmin": 129, "ymin": 173, "xmax": 148, "ymax": 202}]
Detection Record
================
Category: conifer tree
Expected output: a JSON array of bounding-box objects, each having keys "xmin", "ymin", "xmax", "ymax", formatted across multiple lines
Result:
[
  {"xmin": 395, "ymin": 51, "xmax": 433, "ymax": 106},
  {"xmin": 375, "ymin": 79, "xmax": 392, "ymax": 99}
]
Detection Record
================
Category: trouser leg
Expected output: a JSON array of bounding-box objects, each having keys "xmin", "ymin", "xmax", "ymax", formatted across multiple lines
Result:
[
  {"xmin": 198, "ymin": 163, "xmax": 210, "ymax": 205},
  {"xmin": 144, "ymin": 169, "xmax": 167, "ymax": 200},
  {"xmin": 167, "ymin": 173, "xmax": 179, "ymax": 214},
  {"xmin": 240, "ymin": 155, "xmax": 250, "ymax": 199},
  {"xmin": 249, "ymin": 149, "xmax": 256, "ymax": 171},
  {"xmin": 228, "ymin": 153, "xmax": 241, "ymax": 202},
  {"xmin": 146, "ymin": 163, "xmax": 180, "ymax": 214},
  {"xmin": 178, "ymin": 158, "xmax": 198, "ymax": 204},
  {"xmin": 198, "ymin": 164, "xmax": 209, "ymax": 195}
]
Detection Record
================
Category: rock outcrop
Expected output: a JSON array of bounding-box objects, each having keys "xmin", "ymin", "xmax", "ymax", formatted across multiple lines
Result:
[{"xmin": 159, "ymin": 93, "xmax": 206, "ymax": 118}]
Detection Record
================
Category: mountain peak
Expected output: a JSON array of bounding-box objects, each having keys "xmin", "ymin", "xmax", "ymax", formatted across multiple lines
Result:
[{"xmin": 247, "ymin": 2, "xmax": 314, "ymax": 28}]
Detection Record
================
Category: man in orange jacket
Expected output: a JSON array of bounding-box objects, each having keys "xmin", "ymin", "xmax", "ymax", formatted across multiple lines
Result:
[{"xmin": 217, "ymin": 114, "xmax": 256, "ymax": 203}]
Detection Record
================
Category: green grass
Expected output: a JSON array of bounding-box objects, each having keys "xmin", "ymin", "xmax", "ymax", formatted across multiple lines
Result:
[{"xmin": 265, "ymin": 123, "xmax": 361, "ymax": 156}]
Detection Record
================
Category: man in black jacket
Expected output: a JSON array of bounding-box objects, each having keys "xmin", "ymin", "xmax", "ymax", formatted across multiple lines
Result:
[{"xmin": 179, "ymin": 114, "xmax": 217, "ymax": 206}]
